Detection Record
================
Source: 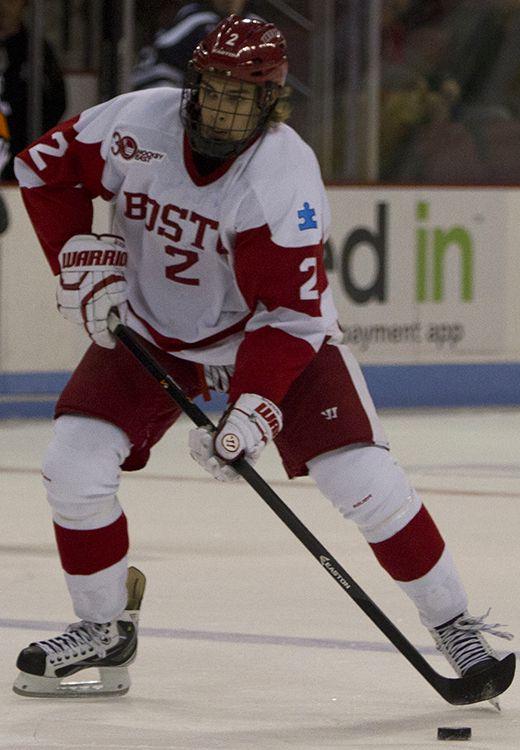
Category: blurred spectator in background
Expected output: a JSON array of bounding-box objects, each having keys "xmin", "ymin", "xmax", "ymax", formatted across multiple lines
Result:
[
  {"xmin": 378, "ymin": 1, "xmax": 460, "ymax": 181},
  {"xmin": 131, "ymin": 1, "xmax": 250, "ymax": 91},
  {"xmin": 0, "ymin": 100, "xmax": 9, "ymax": 230},
  {"xmin": 382, "ymin": 0, "xmax": 462, "ymax": 111},
  {"xmin": 0, "ymin": 0, "xmax": 66, "ymax": 180},
  {"xmin": 379, "ymin": 63, "xmax": 457, "ymax": 181},
  {"xmin": 379, "ymin": 0, "xmax": 520, "ymax": 183}
]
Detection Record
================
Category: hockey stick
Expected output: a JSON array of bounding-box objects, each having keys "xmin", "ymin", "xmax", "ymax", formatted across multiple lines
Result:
[{"xmin": 107, "ymin": 312, "xmax": 515, "ymax": 705}]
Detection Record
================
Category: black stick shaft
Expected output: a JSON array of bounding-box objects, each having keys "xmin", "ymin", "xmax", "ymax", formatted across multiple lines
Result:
[{"xmin": 107, "ymin": 313, "xmax": 515, "ymax": 705}]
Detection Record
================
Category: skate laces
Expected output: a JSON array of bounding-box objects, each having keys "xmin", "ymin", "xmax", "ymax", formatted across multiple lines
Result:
[
  {"xmin": 36, "ymin": 621, "xmax": 114, "ymax": 662},
  {"xmin": 452, "ymin": 609, "xmax": 514, "ymax": 641},
  {"xmin": 433, "ymin": 609, "xmax": 514, "ymax": 676}
]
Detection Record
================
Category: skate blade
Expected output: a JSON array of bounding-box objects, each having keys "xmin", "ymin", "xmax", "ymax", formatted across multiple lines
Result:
[
  {"xmin": 13, "ymin": 666, "xmax": 130, "ymax": 698},
  {"xmin": 488, "ymin": 697, "xmax": 501, "ymax": 711}
]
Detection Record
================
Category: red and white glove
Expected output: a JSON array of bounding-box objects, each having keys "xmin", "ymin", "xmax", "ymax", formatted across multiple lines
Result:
[
  {"xmin": 57, "ymin": 233, "xmax": 128, "ymax": 348},
  {"xmin": 189, "ymin": 393, "xmax": 283, "ymax": 481}
]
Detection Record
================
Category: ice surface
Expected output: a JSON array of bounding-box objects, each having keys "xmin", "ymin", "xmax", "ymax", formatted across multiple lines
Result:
[{"xmin": 1, "ymin": 408, "xmax": 519, "ymax": 749}]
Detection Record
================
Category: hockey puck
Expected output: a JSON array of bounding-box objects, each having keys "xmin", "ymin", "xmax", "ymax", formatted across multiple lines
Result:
[{"xmin": 437, "ymin": 727, "xmax": 471, "ymax": 741}]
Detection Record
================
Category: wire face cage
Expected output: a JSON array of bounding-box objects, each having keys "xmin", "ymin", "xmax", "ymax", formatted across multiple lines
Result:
[{"xmin": 181, "ymin": 66, "xmax": 278, "ymax": 159}]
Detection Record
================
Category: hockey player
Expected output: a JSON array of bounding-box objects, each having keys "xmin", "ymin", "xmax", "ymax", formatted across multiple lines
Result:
[
  {"xmin": 13, "ymin": 16, "xmax": 513, "ymax": 698},
  {"xmin": 0, "ymin": 0, "xmax": 66, "ymax": 180},
  {"xmin": 130, "ymin": 0, "xmax": 251, "ymax": 90}
]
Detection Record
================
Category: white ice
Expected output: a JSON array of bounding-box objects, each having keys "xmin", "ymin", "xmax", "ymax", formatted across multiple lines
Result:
[{"xmin": 1, "ymin": 408, "xmax": 519, "ymax": 749}]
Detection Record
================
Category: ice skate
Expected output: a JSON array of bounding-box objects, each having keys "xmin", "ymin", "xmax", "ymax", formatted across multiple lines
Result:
[
  {"xmin": 430, "ymin": 609, "xmax": 514, "ymax": 708},
  {"xmin": 13, "ymin": 566, "xmax": 145, "ymax": 698}
]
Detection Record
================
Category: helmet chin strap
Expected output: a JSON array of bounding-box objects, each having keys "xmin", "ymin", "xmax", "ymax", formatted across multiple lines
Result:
[
  {"xmin": 189, "ymin": 126, "xmax": 246, "ymax": 159},
  {"xmin": 189, "ymin": 126, "xmax": 260, "ymax": 159}
]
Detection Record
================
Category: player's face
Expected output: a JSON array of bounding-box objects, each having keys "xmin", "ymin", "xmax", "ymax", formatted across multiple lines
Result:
[{"xmin": 198, "ymin": 74, "xmax": 261, "ymax": 143}]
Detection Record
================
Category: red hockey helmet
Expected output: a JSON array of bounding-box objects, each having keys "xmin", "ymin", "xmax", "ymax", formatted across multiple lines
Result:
[
  {"xmin": 192, "ymin": 15, "xmax": 288, "ymax": 87},
  {"xmin": 182, "ymin": 15, "xmax": 289, "ymax": 159}
]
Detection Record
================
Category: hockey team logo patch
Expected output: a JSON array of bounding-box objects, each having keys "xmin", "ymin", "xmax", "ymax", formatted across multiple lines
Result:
[{"xmin": 111, "ymin": 131, "xmax": 165, "ymax": 163}]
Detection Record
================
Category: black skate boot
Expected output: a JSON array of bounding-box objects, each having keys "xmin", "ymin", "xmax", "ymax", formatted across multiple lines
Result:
[
  {"xmin": 430, "ymin": 609, "xmax": 514, "ymax": 707},
  {"xmin": 13, "ymin": 566, "xmax": 145, "ymax": 697}
]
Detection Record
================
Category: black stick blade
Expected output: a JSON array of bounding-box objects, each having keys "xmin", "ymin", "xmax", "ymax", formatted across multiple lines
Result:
[
  {"xmin": 434, "ymin": 653, "xmax": 515, "ymax": 706},
  {"xmin": 107, "ymin": 313, "xmax": 517, "ymax": 708}
]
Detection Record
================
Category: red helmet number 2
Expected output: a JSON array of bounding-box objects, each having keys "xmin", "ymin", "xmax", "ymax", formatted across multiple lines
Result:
[{"xmin": 225, "ymin": 32, "xmax": 239, "ymax": 47}]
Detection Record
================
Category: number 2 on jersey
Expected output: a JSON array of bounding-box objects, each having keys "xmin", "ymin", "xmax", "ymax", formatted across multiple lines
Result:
[
  {"xmin": 299, "ymin": 257, "xmax": 319, "ymax": 300},
  {"xmin": 165, "ymin": 245, "xmax": 199, "ymax": 286}
]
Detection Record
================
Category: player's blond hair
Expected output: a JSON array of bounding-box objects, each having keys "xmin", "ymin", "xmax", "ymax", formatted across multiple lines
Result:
[{"xmin": 268, "ymin": 86, "xmax": 292, "ymax": 125}]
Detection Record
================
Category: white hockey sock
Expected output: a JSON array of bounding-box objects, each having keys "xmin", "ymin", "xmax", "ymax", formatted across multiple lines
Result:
[
  {"xmin": 42, "ymin": 415, "xmax": 132, "ymax": 622},
  {"xmin": 396, "ymin": 547, "xmax": 468, "ymax": 629},
  {"xmin": 65, "ymin": 557, "xmax": 129, "ymax": 623},
  {"xmin": 309, "ymin": 445, "xmax": 468, "ymax": 629}
]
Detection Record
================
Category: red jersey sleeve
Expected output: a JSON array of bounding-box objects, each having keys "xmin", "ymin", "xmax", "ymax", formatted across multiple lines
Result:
[
  {"xmin": 229, "ymin": 223, "xmax": 332, "ymax": 405},
  {"xmin": 13, "ymin": 91, "xmax": 145, "ymax": 274},
  {"xmin": 227, "ymin": 136, "xmax": 337, "ymax": 407}
]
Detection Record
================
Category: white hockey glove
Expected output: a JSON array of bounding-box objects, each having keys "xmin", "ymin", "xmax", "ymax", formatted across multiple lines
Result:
[
  {"xmin": 57, "ymin": 233, "xmax": 128, "ymax": 349},
  {"xmin": 189, "ymin": 393, "xmax": 283, "ymax": 482}
]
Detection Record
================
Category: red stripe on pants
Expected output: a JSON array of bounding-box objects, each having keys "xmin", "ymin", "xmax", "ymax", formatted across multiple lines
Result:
[
  {"xmin": 369, "ymin": 505, "xmax": 445, "ymax": 582},
  {"xmin": 54, "ymin": 513, "xmax": 129, "ymax": 575}
]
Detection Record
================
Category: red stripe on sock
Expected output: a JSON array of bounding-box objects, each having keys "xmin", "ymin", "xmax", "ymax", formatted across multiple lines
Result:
[
  {"xmin": 54, "ymin": 513, "xmax": 129, "ymax": 575},
  {"xmin": 369, "ymin": 504, "xmax": 445, "ymax": 582}
]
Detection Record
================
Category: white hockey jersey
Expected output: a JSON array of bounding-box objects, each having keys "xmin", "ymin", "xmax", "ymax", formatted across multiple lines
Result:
[{"xmin": 15, "ymin": 88, "xmax": 339, "ymax": 404}]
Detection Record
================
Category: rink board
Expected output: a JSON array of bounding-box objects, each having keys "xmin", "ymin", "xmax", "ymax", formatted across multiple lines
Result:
[
  {"xmin": 2, "ymin": 361, "xmax": 520, "ymax": 418},
  {"xmin": 1, "ymin": 185, "xmax": 520, "ymax": 415}
]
